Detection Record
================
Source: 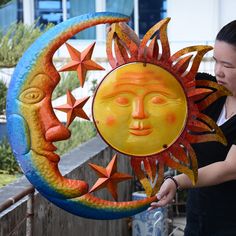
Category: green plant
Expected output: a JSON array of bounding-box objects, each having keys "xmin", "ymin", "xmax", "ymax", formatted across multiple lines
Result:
[
  {"xmin": 0, "ymin": 80, "xmax": 7, "ymax": 114},
  {"xmin": 55, "ymin": 121, "xmax": 96, "ymax": 156},
  {"xmin": 0, "ymin": 20, "xmax": 53, "ymax": 68},
  {"xmin": 52, "ymin": 71, "xmax": 80, "ymax": 100},
  {"xmin": 0, "ymin": 137, "xmax": 21, "ymax": 174},
  {"xmin": 90, "ymin": 78, "xmax": 98, "ymax": 94},
  {"xmin": 0, "ymin": 0, "xmax": 12, "ymax": 6}
]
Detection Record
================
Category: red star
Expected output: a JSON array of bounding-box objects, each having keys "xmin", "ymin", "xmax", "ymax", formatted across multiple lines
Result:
[
  {"xmin": 89, "ymin": 154, "xmax": 132, "ymax": 201},
  {"xmin": 54, "ymin": 90, "xmax": 90, "ymax": 127},
  {"xmin": 59, "ymin": 42, "xmax": 104, "ymax": 87}
]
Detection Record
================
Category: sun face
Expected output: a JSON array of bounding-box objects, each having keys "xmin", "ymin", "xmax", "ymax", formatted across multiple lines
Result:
[
  {"xmin": 93, "ymin": 62, "xmax": 188, "ymax": 156},
  {"xmin": 55, "ymin": 17, "xmax": 230, "ymax": 198}
]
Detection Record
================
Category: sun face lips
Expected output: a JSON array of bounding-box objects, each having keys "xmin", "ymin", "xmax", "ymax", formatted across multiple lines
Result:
[{"xmin": 129, "ymin": 127, "xmax": 153, "ymax": 136}]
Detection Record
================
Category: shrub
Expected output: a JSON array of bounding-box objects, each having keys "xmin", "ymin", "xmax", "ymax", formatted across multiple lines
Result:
[
  {"xmin": 0, "ymin": 137, "xmax": 21, "ymax": 174},
  {"xmin": 52, "ymin": 71, "xmax": 79, "ymax": 100},
  {"xmin": 0, "ymin": 20, "xmax": 53, "ymax": 68},
  {"xmin": 55, "ymin": 121, "xmax": 97, "ymax": 156},
  {"xmin": 0, "ymin": 80, "xmax": 7, "ymax": 114}
]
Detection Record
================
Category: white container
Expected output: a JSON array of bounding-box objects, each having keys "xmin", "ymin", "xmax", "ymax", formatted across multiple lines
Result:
[{"xmin": 132, "ymin": 192, "xmax": 168, "ymax": 236}]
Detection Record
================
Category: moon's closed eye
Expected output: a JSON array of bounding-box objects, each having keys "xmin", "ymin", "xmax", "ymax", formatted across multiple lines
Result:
[{"xmin": 19, "ymin": 88, "xmax": 45, "ymax": 104}]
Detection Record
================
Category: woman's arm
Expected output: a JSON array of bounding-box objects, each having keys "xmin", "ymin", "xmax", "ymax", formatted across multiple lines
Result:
[{"xmin": 148, "ymin": 144, "xmax": 236, "ymax": 210}]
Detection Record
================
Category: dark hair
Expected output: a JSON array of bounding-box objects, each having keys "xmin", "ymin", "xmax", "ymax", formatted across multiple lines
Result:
[{"xmin": 216, "ymin": 20, "xmax": 236, "ymax": 46}]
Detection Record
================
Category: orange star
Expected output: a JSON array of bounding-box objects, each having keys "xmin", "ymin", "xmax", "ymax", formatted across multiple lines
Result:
[
  {"xmin": 89, "ymin": 154, "xmax": 132, "ymax": 201},
  {"xmin": 59, "ymin": 42, "xmax": 105, "ymax": 87},
  {"xmin": 54, "ymin": 90, "xmax": 90, "ymax": 127}
]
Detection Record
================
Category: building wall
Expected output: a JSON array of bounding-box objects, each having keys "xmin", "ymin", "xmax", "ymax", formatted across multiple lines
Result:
[
  {"xmin": 167, "ymin": 0, "xmax": 236, "ymax": 45},
  {"xmin": 166, "ymin": 0, "xmax": 236, "ymax": 74}
]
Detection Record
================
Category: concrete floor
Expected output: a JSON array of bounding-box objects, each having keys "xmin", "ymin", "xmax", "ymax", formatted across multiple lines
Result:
[{"xmin": 169, "ymin": 216, "xmax": 186, "ymax": 236}]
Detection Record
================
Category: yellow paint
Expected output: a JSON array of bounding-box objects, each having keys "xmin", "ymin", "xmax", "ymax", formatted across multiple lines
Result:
[{"xmin": 93, "ymin": 62, "xmax": 188, "ymax": 156}]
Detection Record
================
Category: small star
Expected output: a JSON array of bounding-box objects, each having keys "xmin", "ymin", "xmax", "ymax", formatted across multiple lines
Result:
[
  {"xmin": 59, "ymin": 42, "xmax": 104, "ymax": 87},
  {"xmin": 89, "ymin": 154, "xmax": 132, "ymax": 201},
  {"xmin": 54, "ymin": 90, "xmax": 90, "ymax": 127}
]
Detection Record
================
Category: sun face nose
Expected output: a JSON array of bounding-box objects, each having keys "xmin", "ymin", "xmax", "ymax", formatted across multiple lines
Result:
[{"xmin": 132, "ymin": 97, "xmax": 149, "ymax": 119}]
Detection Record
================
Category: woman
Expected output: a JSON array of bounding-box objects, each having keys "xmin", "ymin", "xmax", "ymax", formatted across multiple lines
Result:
[{"xmin": 149, "ymin": 20, "xmax": 236, "ymax": 235}]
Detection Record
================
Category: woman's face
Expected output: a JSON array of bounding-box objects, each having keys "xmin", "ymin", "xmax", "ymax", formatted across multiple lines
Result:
[{"xmin": 213, "ymin": 40, "xmax": 236, "ymax": 96}]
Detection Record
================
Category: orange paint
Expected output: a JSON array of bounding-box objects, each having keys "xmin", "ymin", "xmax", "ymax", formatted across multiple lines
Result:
[
  {"xmin": 106, "ymin": 115, "xmax": 116, "ymax": 126},
  {"xmin": 151, "ymin": 96, "xmax": 166, "ymax": 105},
  {"xmin": 115, "ymin": 96, "xmax": 129, "ymax": 105},
  {"xmin": 165, "ymin": 112, "xmax": 177, "ymax": 124},
  {"xmin": 93, "ymin": 62, "xmax": 188, "ymax": 156}
]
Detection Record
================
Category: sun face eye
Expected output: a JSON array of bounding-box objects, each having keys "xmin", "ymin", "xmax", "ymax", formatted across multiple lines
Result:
[
  {"xmin": 115, "ymin": 96, "xmax": 130, "ymax": 106},
  {"xmin": 19, "ymin": 88, "xmax": 45, "ymax": 104},
  {"xmin": 151, "ymin": 95, "xmax": 167, "ymax": 105}
]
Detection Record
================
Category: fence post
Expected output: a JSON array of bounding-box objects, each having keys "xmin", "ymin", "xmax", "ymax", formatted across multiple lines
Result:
[{"xmin": 26, "ymin": 190, "xmax": 35, "ymax": 236}]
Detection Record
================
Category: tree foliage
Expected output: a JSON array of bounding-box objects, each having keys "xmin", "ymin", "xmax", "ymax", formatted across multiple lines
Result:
[
  {"xmin": 0, "ymin": 0, "xmax": 12, "ymax": 6},
  {"xmin": 52, "ymin": 71, "xmax": 80, "ymax": 100},
  {"xmin": 0, "ymin": 137, "xmax": 21, "ymax": 174},
  {"xmin": 0, "ymin": 20, "xmax": 53, "ymax": 68},
  {"xmin": 56, "ymin": 121, "xmax": 96, "ymax": 156}
]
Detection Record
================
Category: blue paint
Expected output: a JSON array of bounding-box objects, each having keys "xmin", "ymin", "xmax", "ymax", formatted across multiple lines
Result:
[{"xmin": 7, "ymin": 114, "xmax": 30, "ymax": 155}]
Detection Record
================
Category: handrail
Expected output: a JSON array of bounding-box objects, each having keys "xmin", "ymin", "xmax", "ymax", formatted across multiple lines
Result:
[
  {"xmin": 0, "ymin": 185, "xmax": 35, "ymax": 236},
  {"xmin": 0, "ymin": 185, "xmax": 34, "ymax": 213}
]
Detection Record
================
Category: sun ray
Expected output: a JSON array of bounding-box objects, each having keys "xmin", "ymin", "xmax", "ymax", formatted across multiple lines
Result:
[
  {"xmin": 139, "ymin": 18, "xmax": 170, "ymax": 61},
  {"xmin": 93, "ymin": 18, "xmax": 231, "ymax": 197},
  {"xmin": 88, "ymin": 18, "xmax": 232, "ymax": 199},
  {"xmin": 106, "ymin": 23, "xmax": 140, "ymax": 68},
  {"xmin": 186, "ymin": 112, "xmax": 227, "ymax": 145},
  {"xmin": 131, "ymin": 158, "xmax": 153, "ymax": 196},
  {"xmin": 172, "ymin": 54, "xmax": 193, "ymax": 75},
  {"xmin": 196, "ymin": 80, "xmax": 232, "ymax": 110},
  {"xmin": 143, "ymin": 158, "xmax": 157, "ymax": 182},
  {"xmin": 146, "ymin": 35, "xmax": 159, "ymax": 61},
  {"xmin": 170, "ymin": 46, "xmax": 213, "ymax": 82}
]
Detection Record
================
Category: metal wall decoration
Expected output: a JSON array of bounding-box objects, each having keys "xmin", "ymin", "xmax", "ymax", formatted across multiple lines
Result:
[{"xmin": 6, "ymin": 12, "xmax": 230, "ymax": 220}]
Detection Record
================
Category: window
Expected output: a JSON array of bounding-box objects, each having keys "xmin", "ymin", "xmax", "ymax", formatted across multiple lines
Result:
[
  {"xmin": 35, "ymin": 0, "xmax": 69, "ymax": 25},
  {"xmin": 133, "ymin": 0, "xmax": 167, "ymax": 38}
]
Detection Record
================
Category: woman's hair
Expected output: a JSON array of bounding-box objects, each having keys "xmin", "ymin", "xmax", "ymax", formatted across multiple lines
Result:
[{"xmin": 216, "ymin": 20, "xmax": 236, "ymax": 46}]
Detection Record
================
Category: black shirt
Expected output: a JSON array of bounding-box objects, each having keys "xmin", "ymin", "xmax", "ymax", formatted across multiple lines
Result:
[{"xmin": 186, "ymin": 73, "xmax": 236, "ymax": 232}]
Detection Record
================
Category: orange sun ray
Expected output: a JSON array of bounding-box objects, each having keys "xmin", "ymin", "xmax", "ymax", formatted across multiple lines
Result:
[
  {"xmin": 58, "ymin": 18, "xmax": 232, "ymax": 199},
  {"xmin": 100, "ymin": 18, "xmax": 231, "ymax": 197}
]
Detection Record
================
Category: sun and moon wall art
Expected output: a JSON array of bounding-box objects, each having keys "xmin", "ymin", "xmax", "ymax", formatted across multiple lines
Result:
[{"xmin": 6, "ymin": 12, "xmax": 230, "ymax": 219}]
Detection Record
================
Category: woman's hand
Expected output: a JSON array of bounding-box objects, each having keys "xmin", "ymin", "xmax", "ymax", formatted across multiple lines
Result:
[{"xmin": 148, "ymin": 178, "xmax": 177, "ymax": 210}]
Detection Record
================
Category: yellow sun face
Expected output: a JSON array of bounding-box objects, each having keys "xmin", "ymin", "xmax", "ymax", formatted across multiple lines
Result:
[
  {"xmin": 56, "ymin": 17, "xmax": 230, "ymax": 198},
  {"xmin": 93, "ymin": 62, "xmax": 188, "ymax": 156}
]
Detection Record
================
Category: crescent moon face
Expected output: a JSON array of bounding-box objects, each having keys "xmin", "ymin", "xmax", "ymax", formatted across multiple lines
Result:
[{"xmin": 6, "ymin": 12, "xmax": 155, "ymax": 220}]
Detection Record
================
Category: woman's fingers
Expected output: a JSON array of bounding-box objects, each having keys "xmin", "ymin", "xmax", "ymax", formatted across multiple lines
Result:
[{"xmin": 148, "ymin": 178, "xmax": 178, "ymax": 211}]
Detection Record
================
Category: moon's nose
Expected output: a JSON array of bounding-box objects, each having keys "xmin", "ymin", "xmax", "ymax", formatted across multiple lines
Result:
[{"xmin": 45, "ymin": 124, "xmax": 71, "ymax": 142}]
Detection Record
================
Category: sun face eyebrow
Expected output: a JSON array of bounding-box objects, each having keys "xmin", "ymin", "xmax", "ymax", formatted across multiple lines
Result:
[{"xmin": 101, "ymin": 83, "xmax": 177, "ymax": 99}]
